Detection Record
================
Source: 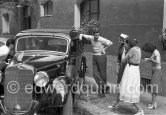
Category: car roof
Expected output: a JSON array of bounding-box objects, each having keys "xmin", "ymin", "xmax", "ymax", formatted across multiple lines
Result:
[
  {"xmin": 20, "ymin": 29, "xmax": 71, "ymax": 34},
  {"xmin": 15, "ymin": 29, "xmax": 81, "ymax": 41},
  {"xmin": 15, "ymin": 29, "xmax": 73, "ymax": 39}
]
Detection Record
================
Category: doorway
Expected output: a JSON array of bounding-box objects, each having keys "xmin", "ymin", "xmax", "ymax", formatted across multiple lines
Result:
[
  {"xmin": 2, "ymin": 13, "xmax": 9, "ymax": 34},
  {"xmin": 22, "ymin": 5, "xmax": 31, "ymax": 30}
]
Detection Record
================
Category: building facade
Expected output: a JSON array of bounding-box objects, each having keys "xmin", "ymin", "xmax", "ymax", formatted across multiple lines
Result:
[{"xmin": 0, "ymin": 0, "xmax": 164, "ymax": 54}]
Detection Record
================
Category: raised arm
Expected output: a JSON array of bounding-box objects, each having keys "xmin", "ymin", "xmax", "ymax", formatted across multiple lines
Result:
[
  {"xmin": 121, "ymin": 47, "xmax": 131, "ymax": 63},
  {"xmin": 79, "ymin": 34, "xmax": 93, "ymax": 41}
]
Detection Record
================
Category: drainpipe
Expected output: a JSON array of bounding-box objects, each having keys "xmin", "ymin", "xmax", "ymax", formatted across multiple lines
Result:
[
  {"xmin": 74, "ymin": 0, "xmax": 84, "ymax": 29},
  {"xmin": 163, "ymin": 0, "xmax": 166, "ymax": 29},
  {"xmin": 17, "ymin": 5, "xmax": 22, "ymax": 31}
]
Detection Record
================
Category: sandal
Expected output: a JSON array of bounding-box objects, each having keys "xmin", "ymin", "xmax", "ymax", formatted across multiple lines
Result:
[
  {"xmin": 135, "ymin": 109, "xmax": 144, "ymax": 115},
  {"xmin": 148, "ymin": 103, "xmax": 157, "ymax": 109},
  {"xmin": 108, "ymin": 103, "xmax": 119, "ymax": 109}
]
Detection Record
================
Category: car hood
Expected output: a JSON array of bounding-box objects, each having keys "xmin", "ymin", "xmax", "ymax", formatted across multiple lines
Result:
[{"xmin": 14, "ymin": 54, "xmax": 67, "ymax": 71}]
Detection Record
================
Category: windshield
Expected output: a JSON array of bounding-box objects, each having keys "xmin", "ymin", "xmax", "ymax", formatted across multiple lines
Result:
[{"xmin": 16, "ymin": 36, "xmax": 68, "ymax": 53}]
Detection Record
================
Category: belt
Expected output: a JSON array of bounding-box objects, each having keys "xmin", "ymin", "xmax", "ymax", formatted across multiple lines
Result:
[{"xmin": 128, "ymin": 62, "xmax": 139, "ymax": 66}]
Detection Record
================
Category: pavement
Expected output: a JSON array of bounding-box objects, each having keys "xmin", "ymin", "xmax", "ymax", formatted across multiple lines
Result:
[
  {"xmin": 75, "ymin": 77, "xmax": 166, "ymax": 115},
  {"xmin": 76, "ymin": 52, "xmax": 166, "ymax": 115}
]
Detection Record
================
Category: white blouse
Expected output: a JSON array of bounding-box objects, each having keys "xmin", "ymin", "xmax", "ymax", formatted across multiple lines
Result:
[
  {"xmin": 151, "ymin": 49, "xmax": 161, "ymax": 69},
  {"xmin": 0, "ymin": 45, "xmax": 9, "ymax": 62}
]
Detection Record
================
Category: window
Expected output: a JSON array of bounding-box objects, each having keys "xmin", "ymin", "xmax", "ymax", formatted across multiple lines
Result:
[
  {"xmin": 40, "ymin": 0, "xmax": 53, "ymax": 16},
  {"xmin": 80, "ymin": 0, "xmax": 100, "ymax": 34},
  {"xmin": 2, "ymin": 13, "xmax": 9, "ymax": 34},
  {"xmin": 80, "ymin": 0, "xmax": 100, "ymax": 22}
]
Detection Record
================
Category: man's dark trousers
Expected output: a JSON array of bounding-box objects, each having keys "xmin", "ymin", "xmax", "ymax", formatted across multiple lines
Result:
[{"xmin": 93, "ymin": 54, "xmax": 107, "ymax": 93}]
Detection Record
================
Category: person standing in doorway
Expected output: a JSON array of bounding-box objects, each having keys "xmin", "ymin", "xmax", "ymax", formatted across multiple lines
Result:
[
  {"xmin": 142, "ymin": 43, "xmax": 162, "ymax": 109},
  {"xmin": 78, "ymin": 28, "xmax": 113, "ymax": 96}
]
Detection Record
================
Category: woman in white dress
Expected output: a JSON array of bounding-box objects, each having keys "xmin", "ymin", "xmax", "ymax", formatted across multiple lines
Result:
[{"xmin": 109, "ymin": 38, "xmax": 144, "ymax": 115}]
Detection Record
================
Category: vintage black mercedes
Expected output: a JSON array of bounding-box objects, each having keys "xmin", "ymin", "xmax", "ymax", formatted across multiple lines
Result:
[{"xmin": 0, "ymin": 29, "xmax": 86, "ymax": 115}]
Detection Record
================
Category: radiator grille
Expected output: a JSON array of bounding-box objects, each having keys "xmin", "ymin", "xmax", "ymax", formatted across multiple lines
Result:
[{"xmin": 4, "ymin": 66, "xmax": 34, "ymax": 112}]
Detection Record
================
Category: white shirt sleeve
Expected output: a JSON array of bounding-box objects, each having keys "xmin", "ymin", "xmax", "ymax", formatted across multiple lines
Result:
[
  {"xmin": 0, "ymin": 45, "xmax": 10, "ymax": 61},
  {"xmin": 79, "ymin": 34, "xmax": 93, "ymax": 41},
  {"xmin": 0, "ymin": 45, "xmax": 10, "ymax": 57}
]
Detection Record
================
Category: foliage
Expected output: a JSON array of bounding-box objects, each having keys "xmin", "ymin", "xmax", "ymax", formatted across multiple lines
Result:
[
  {"xmin": 79, "ymin": 17, "xmax": 100, "ymax": 35},
  {"xmin": 0, "ymin": 1, "xmax": 18, "ymax": 15},
  {"xmin": 159, "ymin": 28, "xmax": 166, "ymax": 40},
  {"xmin": 0, "ymin": 0, "xmax": 39, "ymax": 28},
  {"xmin": 0, "ymin": 0, "xmax": 39, "ymax": 18},
  {"xmin": 159, "ymin": 28, "xmax": 166, "ymax": 50}
]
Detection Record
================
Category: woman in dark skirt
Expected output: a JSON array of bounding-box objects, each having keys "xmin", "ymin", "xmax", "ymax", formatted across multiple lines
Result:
[
  {"xmin": 117, "ymin": 33, "xmax": 129, "ymax": 83},
  {"xmin": 142, "ymin": 43, "xmax": 162, "ymax": 109},
  {"xmin": 108, "ymin": 33, "xmax": 129, "ymax": 108}
]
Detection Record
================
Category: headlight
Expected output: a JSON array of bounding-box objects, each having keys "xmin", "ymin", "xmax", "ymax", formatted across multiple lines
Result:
[
  {"xmin": 53, "ymin": 78, "xmax": 66, "ymax": 102},
  {"xmin": 34, "ymin": 71, "xmax": 49, "ymax": 87}
]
